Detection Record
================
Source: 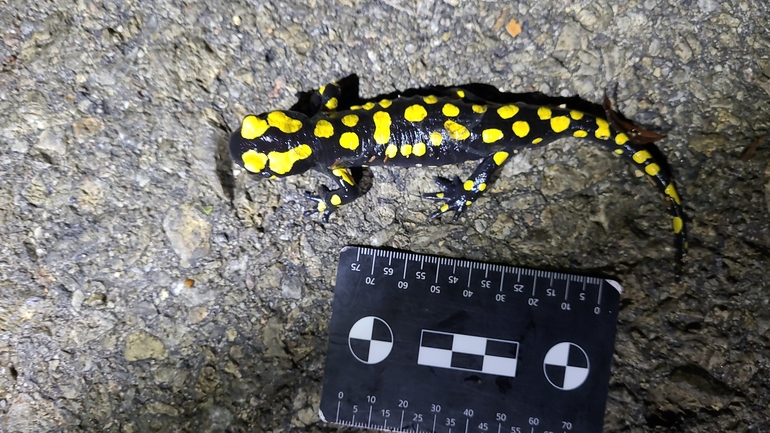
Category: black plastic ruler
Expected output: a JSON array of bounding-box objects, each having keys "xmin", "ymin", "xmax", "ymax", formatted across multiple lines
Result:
[{"xmin": 319, "ymin": 246, "xmax": 622, "ymax": 433}]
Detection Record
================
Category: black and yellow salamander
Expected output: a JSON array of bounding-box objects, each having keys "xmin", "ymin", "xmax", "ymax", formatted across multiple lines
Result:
[{"xmin": 229, "ymin": 81, "xmax": 688, "ymax": 265}]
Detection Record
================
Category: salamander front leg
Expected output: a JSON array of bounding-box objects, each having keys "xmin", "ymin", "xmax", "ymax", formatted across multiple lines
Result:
[
  {"xmin": 316, "ymin": 82, "xmax": 342, "ymax": 112},
  {"xmin": 423, "ymin": 151, "xmax": 511, "ymax": 220},
  {"xmin": 302, "ymin": 168, "xmax": 361, "ymax": 222},
  {"xmin": 300, "ymin": 82, "xmax": 343, "ymax": 118}
]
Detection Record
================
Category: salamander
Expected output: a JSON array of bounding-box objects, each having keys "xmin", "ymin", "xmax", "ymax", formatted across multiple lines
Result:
[{"xmin": 229, "ymin": 81, "xmax": 688, "ymax": 266}]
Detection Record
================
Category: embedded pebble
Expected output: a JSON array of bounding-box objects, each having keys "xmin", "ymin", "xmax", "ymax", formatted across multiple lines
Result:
[
  {"xmin": 124, "ymin": 331, "xmax": 169, "ymax": 361},
  {"xmin": 162, "ymin": 205, "xmax": 212, "ymax": 268}
]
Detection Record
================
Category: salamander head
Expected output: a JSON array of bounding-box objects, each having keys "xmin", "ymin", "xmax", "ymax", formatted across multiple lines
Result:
[{"xmin": 229, "ymin": 110, "xmax": 316, "ymax": 178}]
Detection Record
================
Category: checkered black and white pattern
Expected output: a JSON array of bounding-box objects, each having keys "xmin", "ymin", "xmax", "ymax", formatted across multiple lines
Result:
[{"xmin": 417, "ymin": 330, "xmax": 519, "ymax": 378}]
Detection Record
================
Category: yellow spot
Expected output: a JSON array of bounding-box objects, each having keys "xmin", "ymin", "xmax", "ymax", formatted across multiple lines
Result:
[
  {"xmin": 413, "ymin": 142, "xmax": 426, "ymax": 157},
  {"xmin": 400, "ymin": 144, "xmax": 413, "ymax": 157},
  {"xmin": 430, "ymin": 131, "xmax": 443, "ymax": 146},
  {"xmin": 456, "ymin": 90, "xmax": 465, "ymax": 98},
  {"xmin": 379, "ymin": 99, "xmax": 392, "ymax": 108},
  {"xmin": 241, "ymin": 149, "xmax": 268, "ymax": 173},
  {"xmin": 537, "ymin": 107, "xmax": 552, "ymax": 120},
  {"xmin": 363, "ymin": 102, "xmax": 376, "ymax": 110},
  {"xmin": 482, "ymin": 129, "xmax": 504, "ymax": 143},
  {"xmin": 442, "ymin": 103, "xmax": 460, "ymax": 117},
  {"xmin": 465, "ymin": 201, "xmax": 473, "ymax": 206},
  {"xmin": 573, "ymin": 130, "xmax": 588, "ymax": 138},
  {"xmin": 440, "ymin": 204, "xmax": 449, "ymax": 212},
  {"xmin": 314, "ymin": 120, "xmax": 334, "ymax": 138},
  {"xmin": 424, "ymin": 95, "xmax": 438, "ymax": 104},
  {"xmin": 436, "ymin": 193, "xmax": 444, "ymax": 199},
  {"xmin": 332, "ymin": 168, "xmax": 355, "ymax": 186},
  {"xmin": 532, "ymin": 138, "xmax": 543, "ymax": 144},
  {"xmin": 350, "ymin": 105, "xmax": 362, "ymax": 110},
  {"xmin": 472, "ymin": 104, "xmax": 487, "ymax": 114},
  {"xmin": 550, "ymin": 116, "xmax": 570, "ymax": 133},
  {"xmin": 339, "ymin": 132, "xmax": 360, "ymax": 150},
  {"xmin": 595, "ymin": 118, "xmax": 611, "ymax": 139},
  {"xmin": 385, "ymin": 144, "xmax": 398, "ymax": 158},
  {"xmin": 325, "ymin": 97, "xmax": 338, "ymax": 110},
  {"xmin": 497, "ymin": 105, "xmax": 519, "ymax": 119},
  {"xmin": 267, "ymin": 111, "xmax": 303, "ymax": 134},
  {"xmin": 512, "ymin": 121, "xmax": 530, "ymax": 138},
  {"xmin": 373, "ymin": 111, "xmax": 392, "ymax": 144},
  {"xmin": 444, "ymin": 120, "xmax": 470, "ymax": 140},
  {"xmin": 614, "ymin": 149, "xmax": 624, "ymax": 155},
  {"xmin": 405, "ymin": 104, "xmax": 428, "ymax": 122},
  {"xmin": 479, "ymin": 183, "xmax": 487, "ymax": 192},
  {"xmin": 615, "ymin": 133, "xmax": 629, "ymax": 145},
  {"xmin": 341, "ymin": 114, "xmax": 359, "ymax": 127},
  {"xmin": 330, "ymin": 194, "xmax": 342, "ymax": 206},
  {"xmin": 493, "ymin": 151, "xmax": 509, "ymax": 165},
  {"xmin": 570, "ymin": 110, "xmax": 584, "ymax": 120},
  {"xmin": 645, "ymin": 163, "xmax": 661, "ymax": 176},
  {"xmin": 317, "ymin": 201, "xmax": 327, "ymax": 212},
  {"xmin": 241, "ymin": 115, "xmax": 269, "ymax": 140},
  {"xmin": 632, "ymin": 150, "xmax": 652, "ymax": 164},
  {"xmin": 267, "ymin": 144, "xmax": 313, "ymax": 174},
  {"xmin": 319, "ymin": 85, "xmax": 327, "ymax": 94},
  {"xmin": 270, "ymin": 175, "xmax": 277, "ymax": 179},
  {"xmin": 665, "ymin": 184, "xmax": 681, "ymax": 205},
  {"xmin": 463, "ymin": 180, "xmax": 474, "ymax": 191},
  {"xmin": 673, "ymin": 217, "xmax": 683, "ymax": 234}
]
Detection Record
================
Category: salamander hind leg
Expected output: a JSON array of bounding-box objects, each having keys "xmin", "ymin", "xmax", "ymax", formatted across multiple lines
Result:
[
  {"xmin": 302, "ymin": 168, "xmax": 361, "ymax": 223},
  {"xmin": 423, "ymin": 152, "xmax": 510, "ymax": 220}
]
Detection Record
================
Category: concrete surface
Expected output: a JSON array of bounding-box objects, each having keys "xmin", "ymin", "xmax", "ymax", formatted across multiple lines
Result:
[{"xmin": 1, "ymin": 0, "xmax": 769, "ymax": 431}]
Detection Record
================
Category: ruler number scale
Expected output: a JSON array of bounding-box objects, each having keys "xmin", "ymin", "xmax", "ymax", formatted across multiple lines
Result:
[{"xmin": 320, "ymin": 246, "xmax": 622, "ymax": 433}]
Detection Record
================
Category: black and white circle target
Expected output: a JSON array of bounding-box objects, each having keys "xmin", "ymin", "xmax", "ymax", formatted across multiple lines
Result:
[
  {"xmin": 347, "ymin": 316, "xmax": 394, "ymax": 364},
  {"xmin": 543, "ymin": 342, "xmax": 590, "ymax": 391}
]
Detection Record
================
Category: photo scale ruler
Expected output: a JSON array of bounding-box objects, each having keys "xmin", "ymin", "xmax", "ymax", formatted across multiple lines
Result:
[{"xmin": 320, "ymin": 246, "xmax": 622, "ymax": 433}]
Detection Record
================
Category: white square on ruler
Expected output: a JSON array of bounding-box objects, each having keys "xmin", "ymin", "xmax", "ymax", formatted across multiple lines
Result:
[
  {"xmin": 482, "ymin": 355, "xmax": 518, "ymax": 378},
  {"xmin": 452, "ymin": 334, "xmax": 487, "ymax": 355},
  {"xmin": 417, "ymin": 347, "xmax": 452, "ymax": 368}
]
